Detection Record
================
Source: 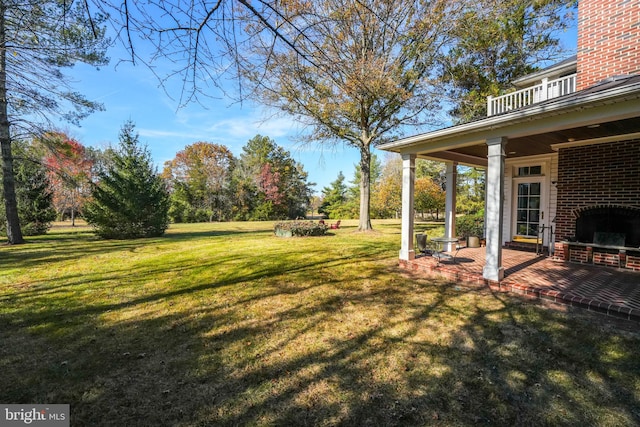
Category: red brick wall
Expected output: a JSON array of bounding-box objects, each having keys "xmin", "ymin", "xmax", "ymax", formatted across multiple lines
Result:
[
  {"xmin": 554, "ymin": 139, "xmax": 640, "ymax": 243},
  {"xmin": 577, "ymin": 0, "xmax": 640, "ymax": 90},
  {"xmin": 628, "ymin": 254, "xmax": 640, "ymax": 271}
]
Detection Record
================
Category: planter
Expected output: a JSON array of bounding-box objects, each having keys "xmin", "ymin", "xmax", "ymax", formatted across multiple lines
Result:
[{"xmin": 467, "ymin": 236, "xmax": 481, "ymax": 248}]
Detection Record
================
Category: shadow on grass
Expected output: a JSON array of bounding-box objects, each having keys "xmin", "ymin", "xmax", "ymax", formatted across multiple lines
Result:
[
  {"xmin": 1, "ymin": 226, "xmax": 272, "ymax": 271},
  {"xmin": 0, "ymin": 233, "xmax": 397, "ymax": 330},
  {"xmin": 1, "ymin": 228, "xmax": 639, "ymax": 426}
]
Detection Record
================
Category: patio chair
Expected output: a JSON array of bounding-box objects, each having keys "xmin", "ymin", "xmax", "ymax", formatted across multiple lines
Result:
[
  {"xmin": 330, "ymin": 220, "xmax": 341, "ymax": 229},
  {"xmin": 416, "ymin": 233, "xmax": 429, "ymax": 254}
]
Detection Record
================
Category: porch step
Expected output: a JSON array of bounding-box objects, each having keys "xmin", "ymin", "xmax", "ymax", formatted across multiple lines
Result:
[{"xmin": 504, "ymin": 241, "xmax": 547, "ymax": 253}]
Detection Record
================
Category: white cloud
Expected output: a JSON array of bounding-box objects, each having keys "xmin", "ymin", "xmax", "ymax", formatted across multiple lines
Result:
[
  {"xmin": 137, "ymin": 128, "xmax": 204, "ymax": 140},
  {"xmin": 205, "ymin": 113, "xmax": 294, "ymax": 139}
]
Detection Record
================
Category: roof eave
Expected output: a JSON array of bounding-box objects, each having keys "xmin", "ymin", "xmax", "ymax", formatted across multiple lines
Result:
[
  {"xmin": 379, "ymin": 81, "xmax": 640, "ymax": 153},
  {"xmin": 513, "ymin": 56, "xmax": 577, "ymax": 87}
]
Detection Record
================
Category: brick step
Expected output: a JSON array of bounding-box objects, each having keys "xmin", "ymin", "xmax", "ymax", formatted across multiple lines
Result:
[{"xmin": 504, "ymin": 241, "xmax": 548, "ymax": 253}]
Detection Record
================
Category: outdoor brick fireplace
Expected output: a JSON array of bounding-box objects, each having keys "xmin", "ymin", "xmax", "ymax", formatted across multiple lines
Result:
[
  {"xmin": 574, "ymin": 205, "xmax": 640, "ymax": 247},
  {"xmin": 561, "ymin": 205, "xmax": 640, "ymax": 270},
  {"xmin": 554, "ymin": 139, "xmax": 640, "ymax": 271}
]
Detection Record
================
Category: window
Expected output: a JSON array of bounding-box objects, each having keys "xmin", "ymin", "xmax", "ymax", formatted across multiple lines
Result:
[{"xmin": 517, "ymin": 165, "xmax": 542, "ymax": 176}]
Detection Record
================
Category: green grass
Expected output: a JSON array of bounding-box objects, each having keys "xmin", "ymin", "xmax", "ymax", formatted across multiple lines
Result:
[{"xmin": 1, "ymin": 220, "xmax": 639, "ymax": 426}]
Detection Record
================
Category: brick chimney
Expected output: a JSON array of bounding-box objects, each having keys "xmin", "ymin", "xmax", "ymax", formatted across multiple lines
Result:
[{"xmin": 577, "ymin": 0, "xmax": 640, "ymax": 91}]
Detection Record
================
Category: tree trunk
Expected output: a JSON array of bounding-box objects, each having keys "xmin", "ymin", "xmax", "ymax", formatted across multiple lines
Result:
[
  {"xmin": 358, "ymin": 144, "xmax": 373, "ymax": 231},
  {"xmin": 0, "ymin": 5, "xmax": 24, "ymax": 244}
]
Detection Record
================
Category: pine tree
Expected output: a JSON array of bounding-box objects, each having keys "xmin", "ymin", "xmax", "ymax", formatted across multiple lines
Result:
[
  {"xmin": 319, "ymin": 172, "xmax": 350, "ymax": 219},
  {"xmin": 84, "ymin": 121, "xmax": 170, "ymax": 239},
  {"xmin": 1, "ymin": 1, "xmax": 109, "ymax": 243},
  {"xmin": 0, "ymin": 140, "xmax": 56, "ymax": 236}
]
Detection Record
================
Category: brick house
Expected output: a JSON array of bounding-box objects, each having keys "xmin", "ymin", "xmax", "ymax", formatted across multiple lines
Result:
[{"xmin": 379, "ymin": 0, "xmax": 640, "ymax": 281}]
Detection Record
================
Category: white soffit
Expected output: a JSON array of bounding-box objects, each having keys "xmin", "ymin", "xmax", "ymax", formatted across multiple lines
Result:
[{"xmin": 551, "ymin": 131, "xmax": 640, "ymax": 151}]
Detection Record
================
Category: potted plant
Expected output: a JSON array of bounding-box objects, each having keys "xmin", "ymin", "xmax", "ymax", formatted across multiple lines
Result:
[{"xmin": 456, "ymin": 213, "xmax": 484, "ymax": 248}]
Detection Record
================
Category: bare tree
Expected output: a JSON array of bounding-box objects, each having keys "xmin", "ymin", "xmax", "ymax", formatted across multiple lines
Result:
[
  {"xmin": 89, "ymin": 1, "xmax": 453, "ymax": 231},
  {"xmin": 233, "ymin": 0, "xmax": 454, "ymax": 230},
  {"xmin": 95, "ymin": 0, "xmax": 307, "ymax": 106}
]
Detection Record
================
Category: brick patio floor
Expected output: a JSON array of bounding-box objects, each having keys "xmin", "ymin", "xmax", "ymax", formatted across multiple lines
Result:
[{"xmin": 403, "ymin": 247, "xmax": 640, "ymax": 322}]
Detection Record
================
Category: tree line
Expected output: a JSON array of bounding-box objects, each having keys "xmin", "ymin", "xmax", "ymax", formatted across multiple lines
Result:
[
  {"xmin": 317, "ymin": 155, "xmax": 485, "ymax": 221},
  {"xmin": 161, "ymin": 135, "xmax": 313, "ymax": 223},
  {"xmin": 0, "ymin": 125, "xmax": 316, "ymax": 237},
  {"xmin": 0, "ymin": 121, "xmax": 170, "ymax": 238},
  {"xmin": 0, "ymin": 121, "xmax": 486, "ymax": 239}
]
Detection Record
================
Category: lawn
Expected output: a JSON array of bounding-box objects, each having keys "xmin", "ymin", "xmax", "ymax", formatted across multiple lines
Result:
[{"xmin": 1, "ymin": 220, "xmax": 639, "ymax": 426}]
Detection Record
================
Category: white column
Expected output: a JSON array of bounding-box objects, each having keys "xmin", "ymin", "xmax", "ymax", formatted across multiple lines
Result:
[
  {"xmin": 483, "ymin": 137, "xmax": 507, "ymax": 282},
  {"xmin": 483, "ymin": 169, "xmax": 488, "ymax": 237},
  {"xmin": 444, "ymin": 162, "xmax": 458, "ymax": 251},
  {"xmin": 399, "ymin": 153, "xmax": 416, "ymax": 260}
]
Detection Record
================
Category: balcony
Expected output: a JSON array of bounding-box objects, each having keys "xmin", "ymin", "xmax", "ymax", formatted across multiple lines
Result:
[{"xmin": 487, "ymin": 74, "xmax": 577, "ymax": 116}]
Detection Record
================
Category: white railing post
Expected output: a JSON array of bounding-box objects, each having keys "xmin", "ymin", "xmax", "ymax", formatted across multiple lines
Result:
[
  {"xmin": 540, "ymin": 78, "xmax": 548, "ymax": 101},
  {"xmin": 487, "ymin": 95, "xmax": 493, "ymax": 116}
]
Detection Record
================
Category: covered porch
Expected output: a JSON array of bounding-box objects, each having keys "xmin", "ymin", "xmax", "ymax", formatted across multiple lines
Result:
[
  {"xmin": 403, "ymin": 247, "xmax": 640, "ymax": 322},
  {"xmin": 380, "ymin": 75, "xmax": 640, "ymax": 284}
]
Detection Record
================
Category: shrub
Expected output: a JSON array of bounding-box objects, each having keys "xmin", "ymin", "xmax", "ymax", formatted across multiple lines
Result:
[
  {"xmin": 274, "ymin": 220, "xmax": 328, "ymax": 237},
  {"xmin": 456, "ymin": 213, "xmax": 484, "ymax": 238}
]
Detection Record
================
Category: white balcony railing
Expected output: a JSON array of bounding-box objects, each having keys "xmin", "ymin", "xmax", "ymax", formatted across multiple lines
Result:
[{"xmin": 487, "ymin": 73, "xmax": 577, "ymax": 116}]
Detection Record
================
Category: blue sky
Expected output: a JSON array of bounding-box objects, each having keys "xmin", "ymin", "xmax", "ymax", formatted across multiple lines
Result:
[
  {"xmin": 58, "ymin": 21, "xmax": 577, "ymax": 195},
  {"xmin": 59, "ymin": 42, "xmax": 370, "ymax": 195}
]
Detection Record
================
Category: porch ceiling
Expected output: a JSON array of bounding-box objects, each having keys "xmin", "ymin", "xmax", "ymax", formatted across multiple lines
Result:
[{"xmin": 420, "ymin": 116, "xmax": 640, "ymax": 166}]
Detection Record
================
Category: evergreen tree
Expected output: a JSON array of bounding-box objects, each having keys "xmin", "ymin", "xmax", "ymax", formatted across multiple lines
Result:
[
  {"xmin": 0, "ymin": 140, "xmax": 56, "ymax": 236},
  {"xmin": 443, "ymin": 0, "xmax": 576, "ymax": 122},
  {"xmin": 84, "ymin": 121, "xmax": 170, "ymax": 239},
  {"xmin": 233, "ymin": 135, "xmax": 312, "ymax": 220},
  {"xmin": 416, "ymin": 159, "xmax": 446, "ymax": 190},
  {"xmin": 319, "ymin": 172, "xmax": 350, "ymax": 219},
  {"xmin": 457, "ymin": 166, "xmax": 486, "ymax": 215}
]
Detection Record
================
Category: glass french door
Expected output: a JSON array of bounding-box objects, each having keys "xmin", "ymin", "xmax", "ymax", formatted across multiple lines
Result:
[{"xmin": 516, "ymin": 181, "xmax": 541, "ymax": 238}]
